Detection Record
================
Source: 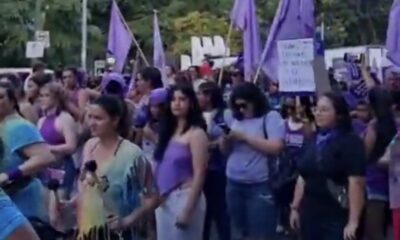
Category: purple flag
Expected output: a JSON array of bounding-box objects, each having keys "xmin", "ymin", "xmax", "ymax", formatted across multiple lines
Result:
[
  {"xmin": 261, "ymin": 0, "xmax": 315, "ymax": 82},
  {"xmin": 153, "ymin": 11, "xmax": 167, "ymax": 86},
  {"xmin": 107, "ymin": 0, "xmax": 134, "ymax": 73},
  {"xmin": 230, "ymin": 0, "xmax": 261, "ymax": 81},
  {"xmin": 387, "ymin": 0, "xmax": 400, "ymax": 66}
]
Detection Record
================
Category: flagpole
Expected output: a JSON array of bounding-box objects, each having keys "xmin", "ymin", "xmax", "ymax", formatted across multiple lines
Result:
[
  {"xmin": 218, "ymin": 21, "xmax": 234, "ymax": 86},
  {"xmin": 252, "ymin": 46, "xmax": 267, "ymax": 84},
  {"xmin": 115, "ymin": 5, "xmax": 149, "ymax": 67},
  {"xmin": 129, "ymin": 50, "xmax": 140, "ymax": 91},
  {"xmin": 131, "ymin": 33, "xmax": 150, "ymax": 67}
]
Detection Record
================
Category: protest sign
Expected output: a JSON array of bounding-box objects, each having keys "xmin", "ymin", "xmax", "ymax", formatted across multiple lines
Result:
[
  {"xmin": 278, "ymin": 38, "xmax": 316, "ymax": 93},
  {"xmin": 25, "ymin": 41, "xmax": 45, "ymax": 58},
  {"xmin": 35, "ymin": 31, "xmax": 50, "ymax": 48}
]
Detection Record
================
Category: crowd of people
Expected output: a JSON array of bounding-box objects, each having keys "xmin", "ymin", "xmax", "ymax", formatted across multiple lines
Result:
[{"xmin": 0, "ymin": 59, "xmax": 399, "ymax": 240}]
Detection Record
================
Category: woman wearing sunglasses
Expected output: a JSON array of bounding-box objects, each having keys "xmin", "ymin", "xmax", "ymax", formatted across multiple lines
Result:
[{"xmin": 220, "ymin": 82, "xmax": 285, "ymax": 240}]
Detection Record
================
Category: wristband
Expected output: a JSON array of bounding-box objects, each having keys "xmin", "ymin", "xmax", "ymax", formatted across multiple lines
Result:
[
  {"xmin": 6, "ymin": 168, "xmax": 23, "ymax": 182},
  {"xmin": 290, "ymin": 203, "xmax": 299, "ymax": 211}
]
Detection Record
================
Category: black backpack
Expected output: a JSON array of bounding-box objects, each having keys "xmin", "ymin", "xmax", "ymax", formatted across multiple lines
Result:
[{"xmin": 262, "ymin": 113, "xmax": 298, "ymax": 204}]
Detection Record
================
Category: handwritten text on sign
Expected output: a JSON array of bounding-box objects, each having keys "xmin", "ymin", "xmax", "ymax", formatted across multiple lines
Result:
[{"xmin": 277, "ymin": 38, "xmax": 315, "ymax": 93}]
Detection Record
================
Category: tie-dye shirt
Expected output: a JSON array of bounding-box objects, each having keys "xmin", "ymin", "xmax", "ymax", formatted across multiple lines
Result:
[
  {"xmin": 0, "ymin": 113, "xmax": 47, "ymax": 221},
  {"xmin": 77, "ymin": 139, "xmax": 152, "ymax": 240}
]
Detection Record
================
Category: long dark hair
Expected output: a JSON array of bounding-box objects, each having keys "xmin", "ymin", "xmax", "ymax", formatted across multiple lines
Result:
[
  {"xmin": 229, "ymin": 82, "xmax": 269, "ymax": 120},
  {"xmin": 0, "ymin": 82, "xmax": 22, "ymax": 159},
  {"xmin": 368, "ymin": 87, "xmax": 397, "ymax": 161},
  {"xmin": 92, "ymin": 95, "xmax": 129, "ymax": 138},
  {"xmin": 154, "ymin": 84, "xmax": 206, "ymax": 161},
  {"xmin": 321, "ymin": 92, "xmax": 353, "ymax": 133},
  {"xmin": 0, "ymin": 82, "xmax": 21, "ymax": 116}
]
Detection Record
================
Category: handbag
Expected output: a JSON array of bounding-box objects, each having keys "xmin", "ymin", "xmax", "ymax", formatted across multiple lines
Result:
[
  {"xmin": 326, "ymin": 179, "xmax": 348, "ymax": 209},
  {"xmin": 262, "ymin": 113, "xmax": 298, "ymax": 203}
]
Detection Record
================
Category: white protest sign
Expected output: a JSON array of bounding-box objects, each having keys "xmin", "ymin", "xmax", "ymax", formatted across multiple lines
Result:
[
  {"xmin": 25, "ymin": 41, "xmax": 45, "ymax": 58},
  {"xmin": 35, "ymin": 31, "xmax": 50, "ymax": 48},
  {"xmin": 278, "ymin": 38, "xmax": 316, "ymax": 93},
  {"xmin": 94, "ymin": 60, "xmax": 106, "ymax": 76}
]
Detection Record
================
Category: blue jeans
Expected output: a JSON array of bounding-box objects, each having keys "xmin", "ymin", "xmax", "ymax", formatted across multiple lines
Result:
[
  {"xmin": 62, "ymin": 156, "xmax": 77, "ymax": 198},
  {"xmin": 226, "ymin": 180, "xmax": 277, "ymax": 239}
]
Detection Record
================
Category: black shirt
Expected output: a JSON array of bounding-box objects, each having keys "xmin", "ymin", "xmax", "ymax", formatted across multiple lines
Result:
[{"xmin": 298, "ymin": 131, "xmax": 366, "ymax": 216}]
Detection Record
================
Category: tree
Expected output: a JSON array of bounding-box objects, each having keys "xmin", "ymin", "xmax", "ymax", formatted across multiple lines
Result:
[{"xmin": 0, "ymin": 0, "xmax": 394, "ymax": 68}]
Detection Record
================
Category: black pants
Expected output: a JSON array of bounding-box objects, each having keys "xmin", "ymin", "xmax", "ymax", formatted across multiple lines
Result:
[
  {"xmin": 203, "ymin": 170, "xmax": 231, "ymax": 240},
  {"xmin": 300, "ymin": 206, "xmax": 347, "ymax": 240}
]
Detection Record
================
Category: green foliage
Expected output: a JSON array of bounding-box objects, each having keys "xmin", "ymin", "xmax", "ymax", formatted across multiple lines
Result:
[{"xmin": 0, "ymin": 0, "xmax": 394, "ymax": 68}]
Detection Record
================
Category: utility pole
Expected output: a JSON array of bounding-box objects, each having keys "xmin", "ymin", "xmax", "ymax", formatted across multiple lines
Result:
[
  {"xmin": 81, "ymin": 0, "xmax": 88, "ymax": 71},
  {"xmin": 32, "ymin": 0, "xmax": 44, "ymax": 64},
  {"xmin": 34, "ymin": 0, "xmax": 44, "ymax": 32}
]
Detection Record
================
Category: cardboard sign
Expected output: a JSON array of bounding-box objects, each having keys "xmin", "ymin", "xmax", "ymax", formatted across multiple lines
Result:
[
  {"xmin": 25, "ymin": 41, "xmax": 45, "ymax": 58},
  {"xmin": 94, "ymin": 60, "xmax": 106, "ymax": 76},
  {"xmin": 35, "ymin": 31, "xmax": 50, "ymax": 48},
  {"xmin": 278, "ymin": 38, "xmax": 316, "ymax": 93}
]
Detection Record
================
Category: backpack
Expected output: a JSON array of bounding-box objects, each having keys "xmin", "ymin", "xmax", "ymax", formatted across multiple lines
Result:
[{"xmin": 262, "ymin": 112, "xmax": 298, "ymax": 204}]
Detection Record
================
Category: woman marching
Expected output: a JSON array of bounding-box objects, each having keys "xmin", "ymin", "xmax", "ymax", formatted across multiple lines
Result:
[
  {"xmin": 154, "ymin": 84, "xmax": 209, "ymax": 240},
  {"xmin": 0, "ymin": 81, "xmax": 55, "ymax": 239},
  {"xmin": 51, "ymin": 95, "xmax": 158, "ymax": 240},
  {"xmin": 290, "ymin": 92, "xmax": 366, "ymax": 240},
  {"xmin": 37, "ymin": 82, "xmax": 78, "ymax": 199}
]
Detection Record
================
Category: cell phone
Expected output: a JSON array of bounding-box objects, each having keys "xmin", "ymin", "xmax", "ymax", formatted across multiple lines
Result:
[{"xmin": 218, "ymin": 122, "xmax": 231, "ymax": 134}]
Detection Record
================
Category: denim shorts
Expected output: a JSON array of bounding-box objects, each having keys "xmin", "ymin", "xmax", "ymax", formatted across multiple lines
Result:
[
  {"xmin": 226, "ymin": 180, "xmax": 278, "ymax": 239},
  {"xmin": 0, "ymin": 196, "xmax": 28, "ymax": 239}
]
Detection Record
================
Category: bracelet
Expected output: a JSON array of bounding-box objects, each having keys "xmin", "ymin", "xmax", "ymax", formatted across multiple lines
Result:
[
  {"xmin": 6, "ymin": 168, "xmax": 23, "ymax": 182},
  {"xmin": 290, "ymin": 203, "xmax": 299, "ymax": 211}
]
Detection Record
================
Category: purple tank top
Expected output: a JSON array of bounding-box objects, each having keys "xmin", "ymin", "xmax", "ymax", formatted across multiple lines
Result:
[
  {"xmin": 284, "ymin": 121, "xmax": 304, "ymax": 148},
  {"xmin": 284, "ymin": 121, "xmax": 305, "ymax": 164},
  {"xmin": 40, "ymin": 114, "xmax": 65, "ymax": 145},
  {"xmin": 156, "ymin": 140, "xmax": 193, "ymax": 195}
]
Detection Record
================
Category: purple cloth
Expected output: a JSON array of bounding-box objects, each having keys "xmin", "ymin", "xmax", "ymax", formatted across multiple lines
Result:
[
  {"xmin": 107, "ymin": 0, "xmax": 134, "ymax": 73},
  {"xmin": 284, "ymin": 121, "xmax": 305, "ymax": 165},
  {"xmin": 261, "ymin": 0, "xmax": 315, "ymax": 82},
  {"xmin": 40, "ymin": 114, "xmax": 65, "ymax": 145},
  {"xmin": 155, "ymin": 141, "xmax": 193, "ymax": 195},
  {"xmin": 149, "ymin": 88, "xmax": 168, "ymax": 106},
  {"xmin": 386, "ymin": 0, "xmax": 400, "ymax": 67},
  {"xmin": 153, "ymin": 12, "xmax": 167, "ymax": 86},
  {"xmin": 230, "ymin": 0, "xmax": 261, "ymax": 81},
  {"xmin": 101, "ymin": 72, "xmax": 127, "ymax": 96},
  {"xmin": 346, "ymin": 62, "xmax": 368, "ymax": 100},
  {"xmin": 343, "ymin": 91, "xmax": 358, "ymax": 111},
  {"xmin": 366, "ymin": 166, "xmax": 389, "ymax": 199},
  {"xmin": 352, "ymin": 119, "xmax": 367, "ymax": 136}
]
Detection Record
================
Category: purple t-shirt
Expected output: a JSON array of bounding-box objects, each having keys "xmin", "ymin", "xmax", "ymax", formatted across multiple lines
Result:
[{"xmin": 226, "ymin": 111, "xmax": 285, "ymax": 183}]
